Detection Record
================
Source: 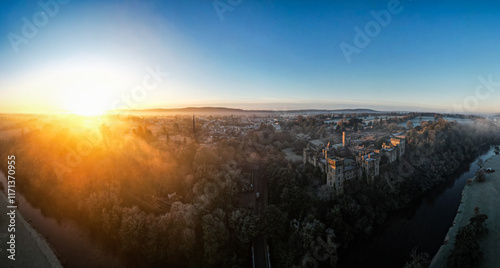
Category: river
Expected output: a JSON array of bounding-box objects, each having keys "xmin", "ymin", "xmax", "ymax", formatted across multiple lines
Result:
[
  {"xmin": 0, "ymin": 172, "xmax": 124, "ymax": 268},
  {"xmin": 338, "ymin": 145, "xmax": 497, "ymax": 268}
]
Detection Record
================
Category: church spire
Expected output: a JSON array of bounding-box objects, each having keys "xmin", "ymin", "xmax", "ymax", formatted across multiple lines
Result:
[{"xmin": 192, "ymin": 114, "xmax": 196, "ymax": 135}]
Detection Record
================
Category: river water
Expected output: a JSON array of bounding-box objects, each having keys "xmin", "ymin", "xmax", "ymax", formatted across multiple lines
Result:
[
  {"xmin": 338, "ymin": 146, "xmax": 497, "ymax": 268},
  {"xmin": 0, "ymin": 172, "xmax": 124, "ymax": 268}
]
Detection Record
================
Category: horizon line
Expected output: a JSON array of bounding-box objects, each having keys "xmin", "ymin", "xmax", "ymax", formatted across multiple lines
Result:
[{"xmin": 1, "ymin": 106, "xmax": 498, "ymax": 116}]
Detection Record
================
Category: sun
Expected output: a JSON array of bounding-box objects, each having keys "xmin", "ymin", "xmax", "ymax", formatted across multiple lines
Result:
[
  {"xmin": 56, "ymin": 56, "xmax": 131, "ymax": 116},
  {"xmin": 65, "ymin": 90, "xmax": 108, "ymax": 116}
]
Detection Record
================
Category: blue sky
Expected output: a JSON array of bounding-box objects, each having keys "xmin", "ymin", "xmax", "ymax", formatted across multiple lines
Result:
[{"xmin": 1, "ymin": 0, "xmax": 500, "ymax": 113}]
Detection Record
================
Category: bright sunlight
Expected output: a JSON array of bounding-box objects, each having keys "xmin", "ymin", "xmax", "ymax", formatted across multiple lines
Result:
[{"xmin": 64, "ymin": 89, "xmax": 109, "ymax": 116}]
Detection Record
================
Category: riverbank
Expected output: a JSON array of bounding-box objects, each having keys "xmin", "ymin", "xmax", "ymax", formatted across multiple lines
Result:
[
  {"xmin": 0, "ymin": 171, "xmax": 124, "ymax": 268},
  {"xmin": 430, "ymin": 153, "xmax": 500, "ymax": 268},
  {"xmin": 0, "ymin": 183, "xmax": 63, "ymax": 268},
  {"xmin": 338, "ymin": 146, "xmax": 497, "ymax": 268}
]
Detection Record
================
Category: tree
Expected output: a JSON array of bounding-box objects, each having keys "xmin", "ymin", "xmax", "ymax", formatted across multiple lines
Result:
[
  {"xmin": 404, "ymin": 247, "xmax": 430, "ymax": 268},
  {"xmin": 202, "ymin": 209, "xmax": 230, "ymax": 266},
  {"xmin": 406, "ymin": 120, "xmax": 414, "ymax": 129},
  {"xmin": 229, "ymin": 208, "xmax": 259, "ymax": 244},
  {"xmin": 263, "ymin": 205, "xmax": 288, "ymax": 240},
  {"xmin": 476, "ymin": 158, "xmax": 484, "ymax": 168},
  {"xmin": 448, "ymin": 213, "xmax": 488, "ymax": 268},
  {"xmin": 120, "ymin": 206, "xmax": 147, "ymax": 253},
  {"xmin": 476, "ymin": 169, "xmax": 486, "ymax": 182},
  {"xmin": 194, "ymin": 146, "xmax": 221, "ymax": 177},
  {"xmin": 163, "ymin": 202, "xmax": 197, "ymax": 264},
  {"xmin": 85, "ymin": 185, "xmax": 122, "ymax": 236},
  {"xmin": 474, "ymin": 206, "xmax": 480, "ymax": 216}
]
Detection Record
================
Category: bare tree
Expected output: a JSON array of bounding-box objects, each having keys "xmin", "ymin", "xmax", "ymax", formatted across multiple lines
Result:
[
  {"xmin": 406, "ymin": 120, "xmax": 414, "ymax": 129},
  {"xmin": 476, "ymin": 158, "xmax": 484, "ymax": 168},
  {"xmin": 476, "ymin": 169, "xmax": 486, "ymax": 182}
]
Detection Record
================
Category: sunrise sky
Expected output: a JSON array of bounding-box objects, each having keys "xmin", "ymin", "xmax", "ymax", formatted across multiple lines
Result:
[{"xmin": 1, "ymin": 0, "xmax": 500, "ymax": 114}]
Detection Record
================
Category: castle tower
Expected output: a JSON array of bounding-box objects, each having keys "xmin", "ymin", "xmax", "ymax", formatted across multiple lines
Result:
[
  {"xmin": 342, "ymin": 132, "xmax": 346, "ymax": 147},
  {"xmin": 326, "ymin": 158, "xmax": 345, "ymax": 195}
]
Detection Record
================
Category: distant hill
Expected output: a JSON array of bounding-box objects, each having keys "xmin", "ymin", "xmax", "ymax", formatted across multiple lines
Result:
[
  {"xmin": 129, "ymin": 107, "xmax": 244, "ymax": 113},
  {"xmin": 115, "ymin": 107, "xmax": 381, "ymax": 115},
  {"xmin": 273, "ymin": 108, "xmax": 380, "ymax": 114}
]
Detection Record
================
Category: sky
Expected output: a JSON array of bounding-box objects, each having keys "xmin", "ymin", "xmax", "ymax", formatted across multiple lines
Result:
[{"xmin": 1, "ymin": 0, "xmax": 500, "ymax": 114}]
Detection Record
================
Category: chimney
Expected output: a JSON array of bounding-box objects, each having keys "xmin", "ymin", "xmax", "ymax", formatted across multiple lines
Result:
[{"xmin": 343, "ymin": 132, "xmax": 346, "ymax": 148}]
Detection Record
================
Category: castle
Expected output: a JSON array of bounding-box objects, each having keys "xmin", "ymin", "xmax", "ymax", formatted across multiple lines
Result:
[
  {"xmin": 374, "ymin": 137, "xmax": 406, "ymax": 163},
  {"xmin": 304, "ymin": 132, "xmax": 405, "ymax": 195}
]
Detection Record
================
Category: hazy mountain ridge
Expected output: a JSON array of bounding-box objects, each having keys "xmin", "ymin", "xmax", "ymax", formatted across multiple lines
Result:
[{"xmin": 118, "ymin": 107, "xmax": 381, "ymax": 114}]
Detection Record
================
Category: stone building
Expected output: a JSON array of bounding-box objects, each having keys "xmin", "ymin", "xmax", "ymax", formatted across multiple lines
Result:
[
  {"xmin": 303, "ymin": 132, "xmax": 406, "ymax": 195},
  {"xmin": 390, "ymin": 137, "xmax": 405, "ymax": 157},
  {"xmin": 375, "ymin": 137, "xmax": 406, "ymax": 163}
]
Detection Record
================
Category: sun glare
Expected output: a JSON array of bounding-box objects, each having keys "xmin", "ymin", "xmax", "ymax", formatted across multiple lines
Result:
[
  {"xmin": 65, "ymin": 90, "xmax": 108, "ymax": 116},
  {"xmin": 53, "ymin": 55, "xmax": 135, "ymax": 116}
]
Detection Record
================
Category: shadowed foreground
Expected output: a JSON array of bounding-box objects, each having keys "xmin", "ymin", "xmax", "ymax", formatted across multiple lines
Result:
[{"xmin": 0, "ymin": 174, "xmax": 62, "ymax": 268}]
